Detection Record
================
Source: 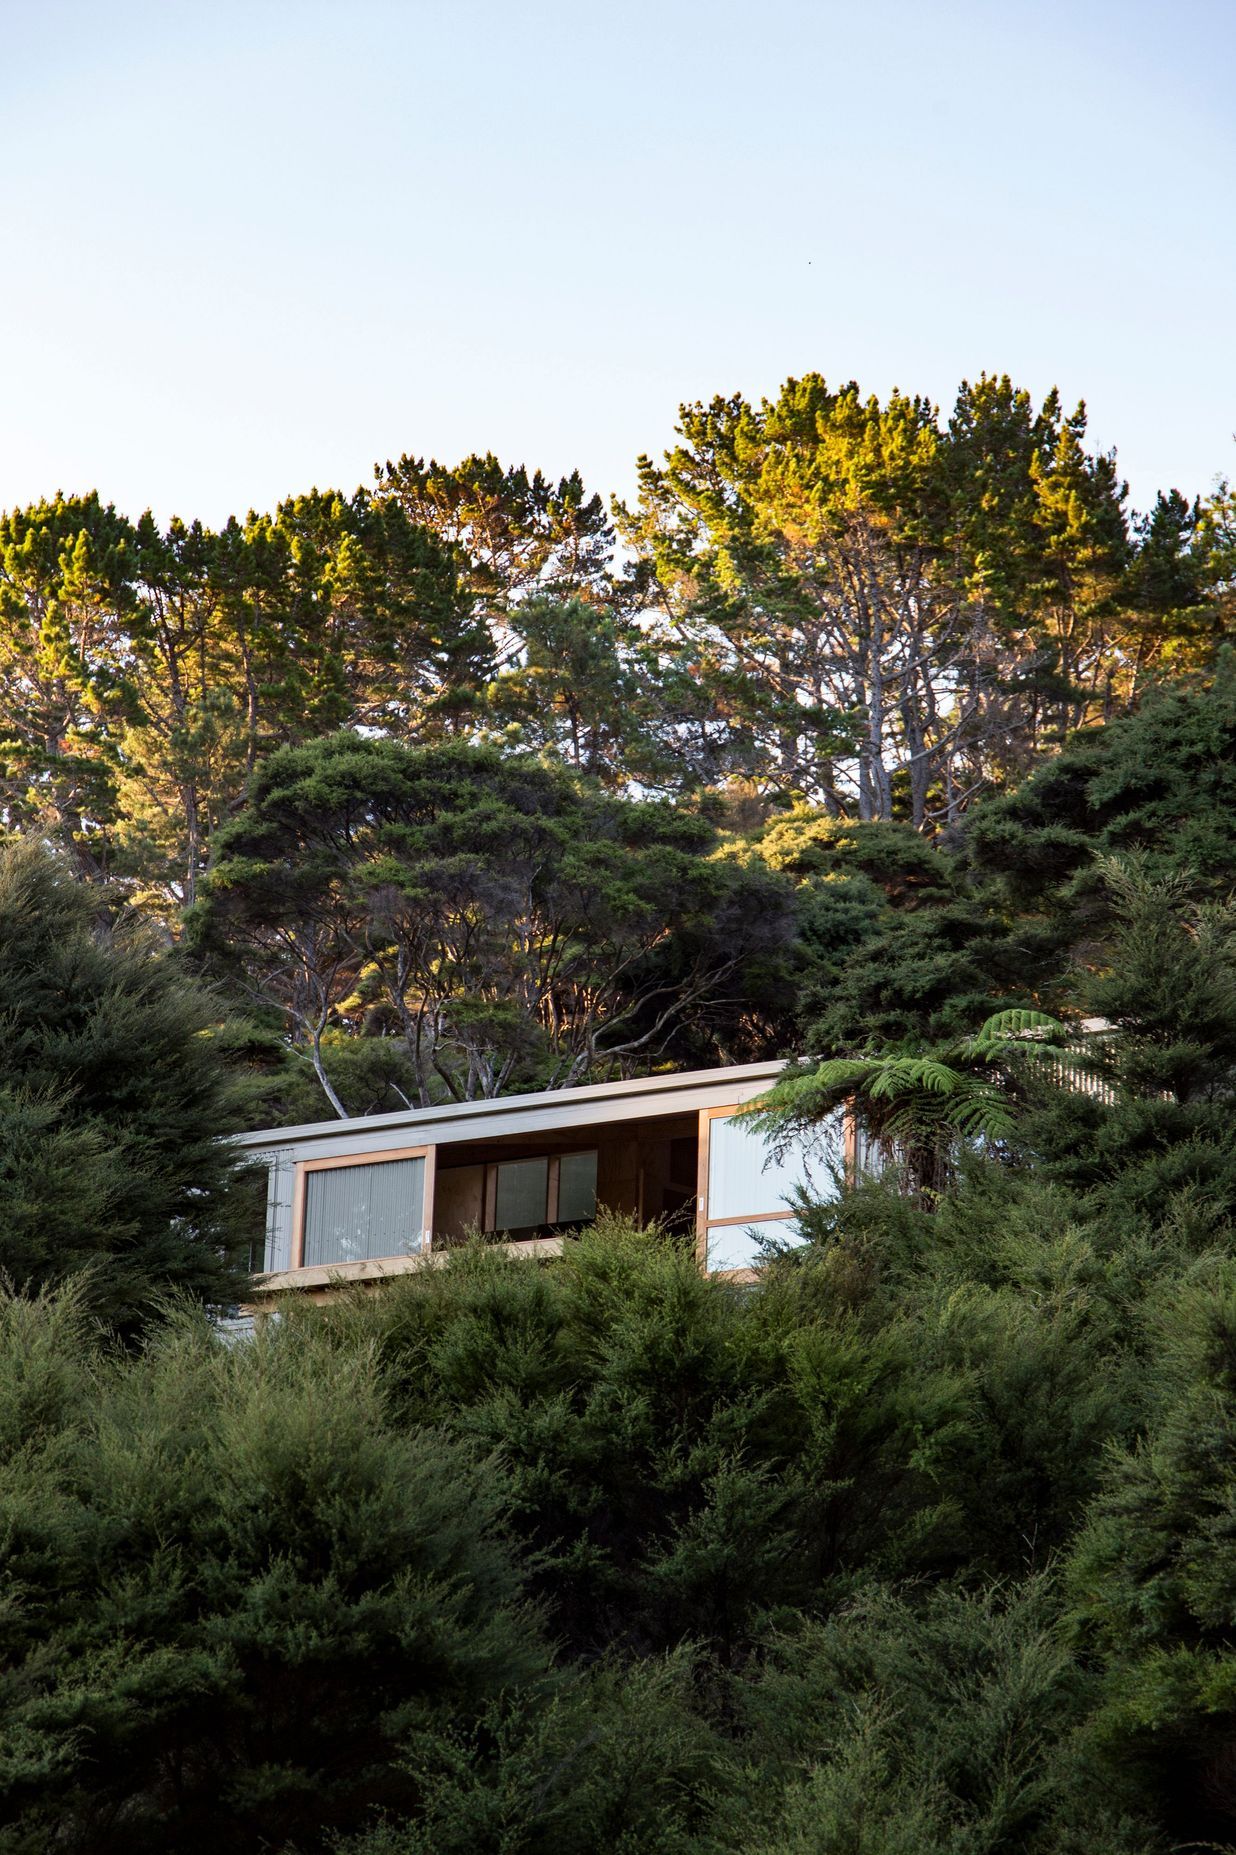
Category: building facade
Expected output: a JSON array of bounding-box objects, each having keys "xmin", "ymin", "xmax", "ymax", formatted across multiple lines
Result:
[{"xmin": 238, "ymin": 1062, "xmax": 847, "ymax": 1302}]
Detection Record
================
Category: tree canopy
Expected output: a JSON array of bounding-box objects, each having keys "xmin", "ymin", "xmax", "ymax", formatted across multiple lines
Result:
[
  {"xmin": 193, "ymin": 733, "xmax": 794, "ymax": 1111},
  {"xmin": 1, "ymin": 371, "xmax": 1230, "ymax": 922}
]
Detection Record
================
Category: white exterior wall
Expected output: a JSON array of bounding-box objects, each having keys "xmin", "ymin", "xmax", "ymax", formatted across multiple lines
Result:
[
  {"xmin": 702, "ymin": 1106, "xmax": 845, "ymax": 1271},
  {"xmin": 256, "ymin": 1148, "xmax": 295, "ymax": 1274}
]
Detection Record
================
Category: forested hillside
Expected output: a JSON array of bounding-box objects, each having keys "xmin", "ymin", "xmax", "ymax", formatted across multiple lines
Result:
[
  {"xmin": 4, "ymin": 375, "xmax": 1236, "ymax": 1852},
  {"xmin": 2, "ymin": 371, "xmax": 1231, "ymax": 1116},
  {"xmin": 3, "ymin": 375, "xmax": 1231, "ymax": 899}
]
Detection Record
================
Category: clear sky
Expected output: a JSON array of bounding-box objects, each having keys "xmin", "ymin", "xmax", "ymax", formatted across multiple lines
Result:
[{"xmin": 3, "ymin": 0, "xmax": 1233, "ymax": 527}]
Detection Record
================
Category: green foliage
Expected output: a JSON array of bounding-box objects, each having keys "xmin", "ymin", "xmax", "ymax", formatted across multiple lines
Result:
[
  {"xmin": 374, "ymin": 451, "xmax": 618, "ymax": 614},
  {"xmin": 310, "ymin": 1193, "xmax": 1150, "ymax": 1648},
  {"xmin": 193, "ymin": 733, "xmax": 794, "ymax": 1111},
  {"xmin": 729, "ymin": 1580, "xmax": 1154, "ymax": 1855},
  {"xmin": 775, "ymin": 670, "xmax": 1236, "ymax": 1113},
  {"xmin": 0, "ymin": 492, "xmax": 139, "ymax": 875},
  {"xmin": 0, "ymin": 1284, "xmax": 545, "ymax": 1855},
  {"xmin": 0, "ymin": 839, "xmax": 254, "ymax": 1332},
  {"xmin": 337, "ymin": 1653, "xmax": 721, "ymax": 1855},
  {"xmin": 1022, "ymin": 857, "xmax": 1236, "ymax": 1229},
  {"xmin": 0, "ymin": 488, "xmax": 479, "ymax": 906},
  {"xmin": 753, "ymin": 1009, "xmax": 1076, "ymax": 1198},
  {"xmin": 484, "ymin": 593, "xmax": 711, "ymax": 792},
  {"xmin": 0, "ymin": 1189, "xmax": 1180, "ymax": 1852},
  {"xmin": 3, "ymin": 371, "xmax": 1229, "ymax": 916},
  {"xmin": 319, "ymin": 1219, "xmax": 948, "ymax": 1657},
  {"xmin": 1068, "ymin": 1262, "xmax": 1236, "ymax": 1846},
  {"xmin": 737, "ymin": 812, "xmax": 956, "ymax": 1028},
  {"xmin": 785, "ymin": 1163, "xmax": 1146, "ymax": 1572},
  {"xmin": 615, "ymin": 372, "xmax": 1166, "ymax": 827},
  {"xmin": 966, "ymin": 656, "xmax": 1236, "ymax": 916},
  {"xmin": 806, "ymin": 882, "xmax": 1048, "ymax": 1050},
  {"xmin": 7, "ymin": 388, "xmax": 1236, "ymax": 1854}
]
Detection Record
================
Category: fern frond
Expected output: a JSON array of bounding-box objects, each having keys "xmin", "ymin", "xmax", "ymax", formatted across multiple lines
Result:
[
  {"xmin": 867, "ymin": 1058, "xmax": 964, "ymax": 1100},
  {"xmin": 972, "ymin": 1009, "xmax": 1066, "ymax": 1043},
  {"xmin": 949, "ymin": 1092, "xmax": 1015, "ymax": 1141}
]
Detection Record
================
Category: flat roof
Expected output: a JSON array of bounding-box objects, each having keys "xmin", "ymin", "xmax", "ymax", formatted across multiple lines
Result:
[{"xmin": 235, "ymin": 1060, "xmax": 787, "ymax": 1156}]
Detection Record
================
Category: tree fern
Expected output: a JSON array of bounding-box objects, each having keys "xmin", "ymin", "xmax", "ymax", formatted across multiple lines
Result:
[{"xmin": 747, "ymin": 1007, "xmax": 1086, "ymax": 1201}]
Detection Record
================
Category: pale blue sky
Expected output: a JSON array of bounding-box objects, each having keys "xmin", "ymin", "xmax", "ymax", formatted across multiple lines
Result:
[{"xmin": 3, "ymin": 0, "xmax": 1233, "ymax": 527}]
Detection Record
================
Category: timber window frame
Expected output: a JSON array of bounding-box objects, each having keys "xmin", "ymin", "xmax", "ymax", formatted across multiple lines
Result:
[
  {"xmin": 486, "ymin": 1148, "xmax": 599, "ymax": 1233},
  {"xmin": 289, "ymin": 1144, "xmax": 436, "ymax": 1271},
  {"xmin": 456, "ymin": 1147, "xmax": 599, "ymax": 1238},
  {"xmin": 695, "ymin": 1105, "xmax": 797, "ymax": 1272}
]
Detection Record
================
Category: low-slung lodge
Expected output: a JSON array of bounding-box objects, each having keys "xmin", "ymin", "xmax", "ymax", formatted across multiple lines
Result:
[{"xmin": 238, "ymin": 1062, "xmax": 848, "ymax": 1302}]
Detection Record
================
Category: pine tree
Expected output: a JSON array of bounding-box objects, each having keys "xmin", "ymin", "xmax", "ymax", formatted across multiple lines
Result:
[{"xmin": 0, "ymin": 839, "xmax": 254, "ymax": 1332}]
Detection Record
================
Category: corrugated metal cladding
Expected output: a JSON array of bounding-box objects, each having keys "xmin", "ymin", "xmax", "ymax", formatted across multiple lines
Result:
[{"xmin": 262, "ymin": 1150, "xmax": 295, "ymax": 1274}]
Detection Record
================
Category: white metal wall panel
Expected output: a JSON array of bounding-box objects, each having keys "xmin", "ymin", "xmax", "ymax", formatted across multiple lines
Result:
[
  {"xmin": 262, "ymin": 1149, "xmax": 294, "ymax": 1274},
  {"xmin": 707, "ymin": 1112, "xmax": 843, "ymax": 1221}
]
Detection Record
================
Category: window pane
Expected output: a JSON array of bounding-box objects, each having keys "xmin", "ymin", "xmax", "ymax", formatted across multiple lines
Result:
[
  {"xmin": 706, "ymin": 1216, "xmax": 805, "ymax": 1273},
  {"xmin": 707, "ymin": 1112, "xmax": 842, "ymax": 1222},
  {"xmin": 303, "ymin": 1157, "xmax": 425, "ymax": 1267},
  {"xmin": 557, "ymin": 1151, "xmax": 597, "ymax": 1224},
  {"xmin": 493, "ymin": 1157, "xmax": 548, "ymax": 1233}
]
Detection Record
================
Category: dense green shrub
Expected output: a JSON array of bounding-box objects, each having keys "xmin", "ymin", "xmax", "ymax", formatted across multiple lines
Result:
[
  {"xmin": 1069, "ymin": 1262, "xmax": 1236, "ymax": 1848},
  {"xmin": 0, "ymin": 1202, "xmax": 1187, "ymax": 1854},
  {"xmin": 318, "ymin": 1216, "xmax": 976, "ymax": 1656},
  {"xmin": 0, "ymin": 839, "xmax": 255, "ymax": 1331},
  {"xmin": 727, "ymin": 1580, "xmax": 1157, "ymax": 1855},
  {"xmin": 0, "ymin": 1285, "xmax": 546, "ymax": 1854}
]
